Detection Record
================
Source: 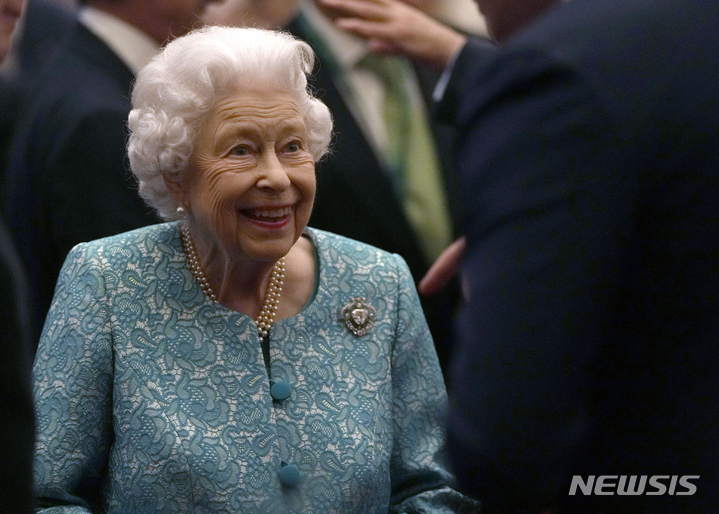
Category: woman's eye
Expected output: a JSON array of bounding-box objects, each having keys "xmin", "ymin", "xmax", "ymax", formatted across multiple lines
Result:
[
  {"xmin": 233, "ymin": 145, "xmax": 250, "ymax": 156},
  {"xmin": 285, "ymin": 141, "xmax": 301, "ymax": 152}
]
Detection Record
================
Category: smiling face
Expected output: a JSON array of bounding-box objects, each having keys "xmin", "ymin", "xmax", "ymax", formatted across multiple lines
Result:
[{"xmin": 171, "ymin": 88, "xmax": 316, "ymax": 264}]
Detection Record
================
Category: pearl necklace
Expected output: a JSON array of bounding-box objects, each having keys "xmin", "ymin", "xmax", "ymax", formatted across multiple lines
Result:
[{"xmin": 180, "ymin": 223, "xmax": 285, "ymax": 338}]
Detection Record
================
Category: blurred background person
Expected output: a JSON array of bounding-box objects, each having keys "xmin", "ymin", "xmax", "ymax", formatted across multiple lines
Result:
[
  {"xmin": 3, "ymin": 0, "xmax": 222, "ymax": 343},
  {"xmin": 32, "ymin": 26, "xmax": 480, "ymax": 512},
  {"xmin": 202, "ymin": 0, "xmax": 300, "ymax": 29},
  {"xmin": 1, "ymin": 0, "xmax": 77, "ymax": 188},
  {"xmin": 0, "ymin": 0, "xmax": 25, "ymax": 171},
  {"xmin": 0, "ymin": 0, "xmax": 34, "ymax": 512}
]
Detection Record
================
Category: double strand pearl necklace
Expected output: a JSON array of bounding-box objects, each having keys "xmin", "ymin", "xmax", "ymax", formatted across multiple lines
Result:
[{"xmin": 180, "ymin": 223, "xmax": 285, "ymax": 338}]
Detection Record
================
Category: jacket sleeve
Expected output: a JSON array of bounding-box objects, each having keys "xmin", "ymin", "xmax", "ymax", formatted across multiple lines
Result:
[
  {"xmin": 33, "ymin": 243, "xmax": 114, "ymax": 512},
  {"xmin": 388, "ymin": 254, "xmax": 481, "ymax": 513}
]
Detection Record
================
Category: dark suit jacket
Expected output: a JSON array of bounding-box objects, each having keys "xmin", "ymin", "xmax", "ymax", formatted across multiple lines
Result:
[
  {"xmin": 287, "ymin": 14, "xmax": 462, "ymax": 370},
  {"xmin": 443, "ymin": 0, "xmax": 719, "ymax": 512},
  {"xmin": 0, "ymin": 75, "xmax": 21, "ymax": 183},
  {"xmin": 4, "ymin": 24, "xmax": 161, "ymax": 341},
  {"xmin": 15, "ymin": 0, "xmax": 77, "ymax": 76},
  {"xmin": 1, "ymin": 0, "xmax": 76, "ymax": 186},
  {"xmin": 0, "ymin": 216, "xmax": 34, "ymax": 514}
]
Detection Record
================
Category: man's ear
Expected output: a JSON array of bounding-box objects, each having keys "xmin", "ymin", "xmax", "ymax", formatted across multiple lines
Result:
[{"xmin": 163, "ymin": 172, "xmax": 189, "ymax": 210}]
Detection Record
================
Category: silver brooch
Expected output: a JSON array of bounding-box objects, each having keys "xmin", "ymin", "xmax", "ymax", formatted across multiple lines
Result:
[{"xmin": 341, "ymin": 297, "xmax": 376, "ymax": 336}]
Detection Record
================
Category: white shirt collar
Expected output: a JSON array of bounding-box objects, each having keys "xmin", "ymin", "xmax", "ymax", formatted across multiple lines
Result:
[
  {"xmin": 78, "ymin": 6, "xmax": 160, "ymax": 74},
  {"xmin": 300, "ymin": 0, "xmax": 368, "ymax": 70}
]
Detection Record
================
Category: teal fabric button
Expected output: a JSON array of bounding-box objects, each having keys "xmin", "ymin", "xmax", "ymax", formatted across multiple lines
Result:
[
  {"xmin": 279, "ymin": 463, "xmax": 300, "ymax": 487},
  {"xmin": 270, "ymin": 381, "xmax": 292, "ymax": 401}
]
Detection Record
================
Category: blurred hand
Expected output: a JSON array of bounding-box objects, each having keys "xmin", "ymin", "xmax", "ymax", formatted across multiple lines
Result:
[
  {"xmin": 418, "ymin": 237, "xmax": 466, "ymax": 297},
  {"xmin": 319, "ymin": 0, "xmax": 466, "ymax": 70}
]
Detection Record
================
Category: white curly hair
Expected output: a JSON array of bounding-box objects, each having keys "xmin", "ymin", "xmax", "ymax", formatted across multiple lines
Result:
[{"xmin": 127, "ymin": 26, "xmax": 333, "ymax": 220}]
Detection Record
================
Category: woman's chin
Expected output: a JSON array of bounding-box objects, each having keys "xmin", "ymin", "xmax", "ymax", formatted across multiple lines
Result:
[{"xmin": 236, "ymin": 233, "xmax": 299, "ymax": 264}]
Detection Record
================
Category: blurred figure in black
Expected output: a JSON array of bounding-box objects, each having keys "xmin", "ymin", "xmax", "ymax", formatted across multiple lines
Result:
[
  {"xmin": 1, "ymin": 4, "xmax": 33, "ymax": 512},
  {"xmin": 0, "ymin": 217, "xmax": 34, "ymax": 514}
]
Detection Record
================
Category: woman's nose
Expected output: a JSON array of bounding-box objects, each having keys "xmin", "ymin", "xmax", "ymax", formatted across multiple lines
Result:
[{"xmin": 256, "ymin": 150, "xmax": 291, "ymax": 191}]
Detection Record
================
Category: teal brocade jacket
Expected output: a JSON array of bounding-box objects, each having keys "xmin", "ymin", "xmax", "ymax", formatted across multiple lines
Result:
[{"xmin": 33, "ymin": 223, "xmax": 478, "ymax": 513}]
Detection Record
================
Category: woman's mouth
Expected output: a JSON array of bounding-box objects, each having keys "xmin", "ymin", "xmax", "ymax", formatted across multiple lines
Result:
[{"xmin": 242, "ymin": 206, "xmax": 292, "ymax": 223}]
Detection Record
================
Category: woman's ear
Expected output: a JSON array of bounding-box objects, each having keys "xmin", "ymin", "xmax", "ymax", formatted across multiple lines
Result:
[{"xmin": 163, "ymin": 172, "xmax": 189, "ymax": 210}]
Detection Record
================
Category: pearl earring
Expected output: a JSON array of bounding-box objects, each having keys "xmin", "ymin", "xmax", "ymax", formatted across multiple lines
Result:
[{"xmin": 176, "ymin": 205, "xmax": 187, "ymax": 218}]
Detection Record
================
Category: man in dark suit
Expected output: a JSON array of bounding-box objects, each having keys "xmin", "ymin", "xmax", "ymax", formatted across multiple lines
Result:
[
  {"xmin": 1, "ymin": 0, "xmax": 77, "ymax": 186},
  {"xmin": 437, "ymin": 0, "xmax": 719, "ymax": 511},
  {"xmin": 0, "ymin": 217, "xmax": 34, "ymax": 514},
  {"xmin": 0, "ymin": 1, "xmax": 34, "ymax": 511},
  {"xmin": 4, "ymin": 0, "xmax": 221, "ymax": 339},
  {"xmin": 286, "ymin": 1, "xmax": 464, "ymax": 370}
]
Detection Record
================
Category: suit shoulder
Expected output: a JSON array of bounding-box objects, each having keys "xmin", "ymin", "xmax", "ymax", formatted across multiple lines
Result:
[{"xmin": 22, "ymin": 28, "xmax": 133, "ymax": 119}]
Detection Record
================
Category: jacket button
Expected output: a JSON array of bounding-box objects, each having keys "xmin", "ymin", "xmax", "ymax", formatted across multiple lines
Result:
[
  {"xmin": 279, "ymin": 463, "xmax": 300, "ymax": 487},
  {"xmin": 270, "ymin": 381, "xmax": 292, "ymax": 401}
]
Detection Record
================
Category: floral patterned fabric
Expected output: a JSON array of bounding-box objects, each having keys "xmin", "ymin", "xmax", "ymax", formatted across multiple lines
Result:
[{"xmin": 33, "ymin": 222, "xmax": 479, "ymax": 514}]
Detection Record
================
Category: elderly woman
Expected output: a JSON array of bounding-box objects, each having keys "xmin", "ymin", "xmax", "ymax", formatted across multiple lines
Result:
[{"xmin": 31, "ymin": 26, "xmax": 477, "ymax": 513}]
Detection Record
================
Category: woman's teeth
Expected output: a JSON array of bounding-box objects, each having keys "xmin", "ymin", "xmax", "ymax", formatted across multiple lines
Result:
[{"xmin": 249, "ymin": 206, "xmax": 291, "ymax": 219}]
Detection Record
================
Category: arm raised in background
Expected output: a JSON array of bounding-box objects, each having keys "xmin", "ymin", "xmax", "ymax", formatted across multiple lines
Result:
[{"xmin": 319, "ymin": 0, "xmax": 466, "ymax": 70}]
